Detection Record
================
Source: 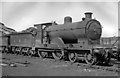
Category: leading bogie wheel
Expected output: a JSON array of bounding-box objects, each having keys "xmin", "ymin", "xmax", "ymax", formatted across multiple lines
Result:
[
  {"xmin": 68, "ymin": 52, "xmax": 78, "ymax": 63},
  {"xmin": 104, "ymin": 52, "xmax": 111, "ymax": 65}
]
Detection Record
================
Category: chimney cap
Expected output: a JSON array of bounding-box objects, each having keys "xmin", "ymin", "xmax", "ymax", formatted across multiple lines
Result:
[{"xmin": 85, "ymin": 12, "xmax": 93, "ymax": 14}]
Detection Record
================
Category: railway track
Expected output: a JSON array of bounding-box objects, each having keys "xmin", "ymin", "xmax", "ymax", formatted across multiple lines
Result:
[
  {"xmin": 1, "ymin": 52, "xmax": 120, "ymax": 74},
  {"xmin": 75, "ymin": 63, "xmax": 119, "ymax": 73}
]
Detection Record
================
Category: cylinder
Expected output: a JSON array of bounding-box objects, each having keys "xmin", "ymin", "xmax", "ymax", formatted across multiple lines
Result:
[{"xmin": 64, "ymin": 16, "xmax": 72, "ymax": 24}]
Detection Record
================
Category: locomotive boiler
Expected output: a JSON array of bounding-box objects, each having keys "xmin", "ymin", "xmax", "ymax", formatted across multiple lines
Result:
[{"xmin": 46, "ymin": 12, "xmax": 102, "ymax": 43}]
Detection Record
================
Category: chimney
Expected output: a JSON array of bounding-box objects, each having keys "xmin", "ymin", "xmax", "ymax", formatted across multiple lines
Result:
[
  {"xmin": 84, "ymin": 12, "xmax": 93, "ymax": 19},
  {"xmin": 64, "ymin": 16, "xmax": 72, "ymax": 24}
]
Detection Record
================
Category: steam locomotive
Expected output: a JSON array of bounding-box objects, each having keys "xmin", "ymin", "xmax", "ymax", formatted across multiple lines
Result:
[{"xmin": 0, "ymin": 12, "xmax": 111, "ymax": 65}]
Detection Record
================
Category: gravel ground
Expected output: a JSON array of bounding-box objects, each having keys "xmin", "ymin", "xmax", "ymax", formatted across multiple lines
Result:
[{"xmin": 1, "ymin": 53, "xmax": 119, "ymax": 76}]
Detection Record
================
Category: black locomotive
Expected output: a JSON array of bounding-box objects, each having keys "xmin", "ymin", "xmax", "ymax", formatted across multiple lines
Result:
[{"xmin": 0, "ymin": 12, "xmax": 111, "ymax": 65}]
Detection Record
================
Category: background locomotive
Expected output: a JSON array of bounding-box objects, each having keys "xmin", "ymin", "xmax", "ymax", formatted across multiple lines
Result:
[
  {"xmin": 100, "ymin": 37, "xmax": 120, "ymax": 61},
  {"xmin": 0, "ymin": 12, "xmax": 111, "ymax": 65}
]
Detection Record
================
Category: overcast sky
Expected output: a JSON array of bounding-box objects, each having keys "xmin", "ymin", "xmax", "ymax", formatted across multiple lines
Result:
[{"xmin": 0, "ymin": 0, "xmax": 119, "ymax": 37}]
